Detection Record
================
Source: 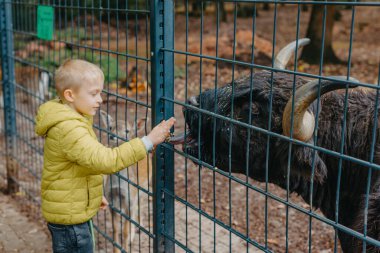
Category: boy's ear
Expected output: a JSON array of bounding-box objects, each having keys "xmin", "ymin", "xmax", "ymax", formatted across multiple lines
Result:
[{"xmin": 63, "ymin": 89, "xmax": 75, "ymax": 103}]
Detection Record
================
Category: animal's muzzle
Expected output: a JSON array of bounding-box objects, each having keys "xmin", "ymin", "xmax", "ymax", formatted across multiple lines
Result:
[
  {"xmin": 168, "ymin": 132, "xmax": 186, "ymax": 145},
  {"xmin": 168, "ymin": 131, "xmax": 195, "ymax": 146},
  {"xmin": 188, "ymin": 96, "xmax": 199, "ymax": 107}
]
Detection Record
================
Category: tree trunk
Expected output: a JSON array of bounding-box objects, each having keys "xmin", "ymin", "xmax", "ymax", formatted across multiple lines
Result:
[{"xmin": 301, "ymin": 4, "xmax": 341, "ymax": 63}]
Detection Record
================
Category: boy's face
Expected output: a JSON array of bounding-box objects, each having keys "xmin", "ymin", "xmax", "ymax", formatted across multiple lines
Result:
[{"xmin": 71, "ymin": 79, "xmax": 104, "ymax": 116}]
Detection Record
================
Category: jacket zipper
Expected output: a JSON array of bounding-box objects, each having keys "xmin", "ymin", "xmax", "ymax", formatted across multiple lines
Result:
[{"xmin": 86, "ymin": 177, "xmax": 90, "ymax": 207}]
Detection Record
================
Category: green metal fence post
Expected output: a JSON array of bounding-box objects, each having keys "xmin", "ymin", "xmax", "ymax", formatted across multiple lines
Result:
[
  {"xmin": 0, "ymin": 0, "xmax": 18, "ymax": 194},
  {"xmin": 151, "ymin": 0, "xmax": 175, "ymax": 252},
  {"xmin": 162, "ymin": 1, "xmax": 175, "ymax": 252}
]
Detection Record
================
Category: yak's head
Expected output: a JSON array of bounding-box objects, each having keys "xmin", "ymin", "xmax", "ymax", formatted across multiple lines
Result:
[{"xmin": 171, "ymin": 39, "xmax": 358, "ymax": 185}]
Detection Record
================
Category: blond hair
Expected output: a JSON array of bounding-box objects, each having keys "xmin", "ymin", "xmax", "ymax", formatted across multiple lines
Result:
[{"xmin": 55, "ymin": 59, "xmax": 104, "ymax": 98}]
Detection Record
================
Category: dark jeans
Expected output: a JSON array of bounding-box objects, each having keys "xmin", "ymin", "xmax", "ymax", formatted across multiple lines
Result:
[{"xmin": 47, "ymin": 221, "xmax": 93, "ymax": 253}]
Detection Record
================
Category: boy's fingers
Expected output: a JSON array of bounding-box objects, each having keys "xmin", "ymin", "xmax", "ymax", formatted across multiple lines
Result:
[{"xmin": 166, "ymin": 117, "xmax": 176, "ymax": 127}]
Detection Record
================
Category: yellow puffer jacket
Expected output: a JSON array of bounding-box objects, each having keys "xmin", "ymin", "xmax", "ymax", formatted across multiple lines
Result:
[{"xmin": 35, "ymin": 98, "xmax": 147, "ymax": 224}]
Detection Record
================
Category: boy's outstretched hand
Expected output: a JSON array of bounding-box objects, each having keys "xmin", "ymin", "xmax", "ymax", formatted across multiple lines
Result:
[{"xmin": 147, "ymin": 117, "xmax": 176, "ymax": 148}]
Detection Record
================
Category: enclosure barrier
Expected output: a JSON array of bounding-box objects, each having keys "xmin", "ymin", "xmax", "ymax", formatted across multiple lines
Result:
[{"xmin": 1, "ymin": 0, "xmax": 380, "ymax": 252}]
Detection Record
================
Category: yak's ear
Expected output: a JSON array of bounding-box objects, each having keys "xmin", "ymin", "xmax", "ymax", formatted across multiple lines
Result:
[
  {"xmin": 291, "ymin": 139, "xmax": 327, "ymax": 183},
  {"xmin": 274, "ymin": 139, "xmax": 327, "ymax": 183},
  {"xmin": 282, "ymin": 98, "xmax": 327, "ymax": 182},
  {"xmin": 276, "ymin": 98, "xmax": 327, "ymax": 182}
]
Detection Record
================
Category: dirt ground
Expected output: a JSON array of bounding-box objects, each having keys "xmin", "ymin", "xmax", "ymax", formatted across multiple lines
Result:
[
  {"xmin": 1, "ymin": 3, "xmax": 378, "ymax": 253},
  {"xmin": 0, "ymin": 191, "xmax": 51, "ymax": 253}
]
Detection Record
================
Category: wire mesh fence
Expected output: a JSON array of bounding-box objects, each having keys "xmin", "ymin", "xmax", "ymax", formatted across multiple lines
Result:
[{"xmin": 1, "ymin": 0, "xmax": 380, "ymax": 253}]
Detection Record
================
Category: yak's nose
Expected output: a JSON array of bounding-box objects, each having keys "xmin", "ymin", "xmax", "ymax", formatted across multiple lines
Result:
[{"xmin": 188, "ymin": 96, "xmax": 199, "ymax": 107}]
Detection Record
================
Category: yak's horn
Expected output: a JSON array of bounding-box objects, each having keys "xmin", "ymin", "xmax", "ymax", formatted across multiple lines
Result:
[
  {"xmin": 274, "ymin": 38, "xmax": 311, "ymax": 70},
  {"xmin": 282, "ymin": 76, "xmax": 359, "ymax": 141}
]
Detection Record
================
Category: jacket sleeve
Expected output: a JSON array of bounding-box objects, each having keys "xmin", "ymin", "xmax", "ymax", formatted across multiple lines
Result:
[{"xmin": 59, "ymin": 122, "xmax": 147, "ymax": 175}]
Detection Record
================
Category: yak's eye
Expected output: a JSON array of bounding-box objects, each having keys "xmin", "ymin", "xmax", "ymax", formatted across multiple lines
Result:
[{"xmin": 251, "ymin": 104, "xmax": 259, "ymax": 115}]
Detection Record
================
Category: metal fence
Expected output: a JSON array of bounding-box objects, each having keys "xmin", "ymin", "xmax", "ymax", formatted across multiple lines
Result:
[{"xmin": 1, "ymin": 0, "xmax": 380, "ymax": 252}]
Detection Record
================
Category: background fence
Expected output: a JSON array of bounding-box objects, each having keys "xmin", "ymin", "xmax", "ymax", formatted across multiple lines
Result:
[{"xmin": 1, "ymin": 0, "xmax": 380, "ymax": 252}]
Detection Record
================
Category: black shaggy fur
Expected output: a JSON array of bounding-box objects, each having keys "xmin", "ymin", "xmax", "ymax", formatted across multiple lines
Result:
[{"xmin": 183, "ymin": 71, "xmax": 380, "ymax": 252}]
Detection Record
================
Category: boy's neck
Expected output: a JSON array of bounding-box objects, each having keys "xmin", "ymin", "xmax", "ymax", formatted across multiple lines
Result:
[
  {"xmin": 57, "ymin": 97, "xmax": 93, "ymax": 122},
  {"xmin": 59, "ymin": 98, "xmax": 81, "ymax": 115}
]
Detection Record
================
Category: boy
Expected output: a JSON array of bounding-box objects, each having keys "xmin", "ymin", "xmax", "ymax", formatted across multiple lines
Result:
[{"xmin": 35, "ymin": 59, "xmax": 175, "ymax": 253}]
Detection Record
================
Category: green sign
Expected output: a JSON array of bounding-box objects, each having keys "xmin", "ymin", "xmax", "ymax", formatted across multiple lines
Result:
[{"xmin": 37, "ymin": 5, "xmax": 54, "ymax": 40}]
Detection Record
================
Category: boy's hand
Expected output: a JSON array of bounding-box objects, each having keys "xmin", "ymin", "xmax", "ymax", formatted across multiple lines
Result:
[
  {"xmin": 100, "ymin": 196, "xmax": 109, "ymax": 210},
  {"xmin": 147, "ymin": 117, "xmax": 176, "ymax": 147}
]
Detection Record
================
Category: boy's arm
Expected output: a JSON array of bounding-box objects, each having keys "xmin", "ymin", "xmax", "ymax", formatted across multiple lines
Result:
[{"xmin": 59, "ymin": 123, "xmax": 147, "ymax": 174}]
